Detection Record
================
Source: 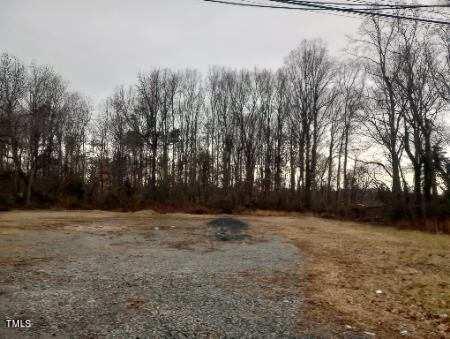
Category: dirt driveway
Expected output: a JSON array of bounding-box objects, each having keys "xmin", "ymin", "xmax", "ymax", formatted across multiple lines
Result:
[{"xmin": 0, "ymin": 211, "xmax": 307, "ymax": 338}]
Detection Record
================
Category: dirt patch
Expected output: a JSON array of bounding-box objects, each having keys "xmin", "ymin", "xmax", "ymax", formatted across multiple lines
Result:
[
  {"xmin": 126, "ymin": 297, "xmax": 146, "ymax": 310},
  {"xmin": 208, "ymin": 217, "xmax": 251, "ymax": 241},
  {"xmin": 0, "ymin": 257, "xmax": 50, "ymax": 267},
  {"xmin": 208, "ymin": 217, "xmax": 249, "ymax": 231},
  {"xmin": 161, "ymin": 239, "xmax": 214, "ymax": 251}
]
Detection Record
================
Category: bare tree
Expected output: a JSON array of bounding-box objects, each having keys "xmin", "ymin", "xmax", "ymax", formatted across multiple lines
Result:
[
  {"xmin": 355, "ymin": 18, "xmax": 406, "ymax": 213},
  {"xmin": 0, "ymin": 53, "xmax": 27, "ymax": 197},
  {"xmin": 285, "ymin": 39, "xmax": 334, "ymax": 209}
]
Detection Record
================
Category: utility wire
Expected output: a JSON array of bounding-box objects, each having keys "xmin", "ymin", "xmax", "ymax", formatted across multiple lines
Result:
[
  {"xmin": 210, "ymin": 0, "xmax": 450, "ymax": 9},
  {"xmin": 203, "ymin": 0, "xmax": 322, "ymax": 10},
  {"xmin": 269, "ymin": 0, "xmax": 450, "ymax": 22},
  {"xmin": 288, "ymin": 0, "xmax": 450, "ymax": 9},
  {"xmin": 328, "ymin": 0, "xmax": 448, "ymax": 16},
  {"xmin": 239, "ymin": 0, "xmax": 376, "ymax": 19},
  {"xmin": 203, "ymin": 0, "xmax": 450, "ymax": 25},
  {"xmin": 271, "ymin": 0, "xmax": 449, "ymax": 10}
]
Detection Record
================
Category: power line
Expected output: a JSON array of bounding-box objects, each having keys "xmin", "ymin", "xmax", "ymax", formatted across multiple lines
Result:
[
  {"xmin": 210, "ymin": 0, "xmax": 450, "ymax": 9},
  {"xmin": 203, "ymin": 0, "xmax": 322, "ymax": 10},
  {"xmin": 286, "ymin": 0, "xmax": 450, "ymax": 9},
  {"xmin": 271, "ymin": 0, "xmax": 449, "ymax": 10},
  {"xmin": 270, "ymin": 0, "xmax": 450, "ymax": 24},
  {"xmin": 237, "ymin": 0, "xmax": 375, "ymax": 20},
  {"xmin": 203, "ymin": 0, "xmax": 450, "ymax": 25},
  {"xmin": 242, "ymin": 0, "xmax": 450, "ymax": 17}
]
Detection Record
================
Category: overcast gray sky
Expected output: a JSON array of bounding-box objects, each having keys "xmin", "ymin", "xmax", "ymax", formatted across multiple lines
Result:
[{"xmin": 1, "ymin": 0, "xmax": 363, "ymax": 100}]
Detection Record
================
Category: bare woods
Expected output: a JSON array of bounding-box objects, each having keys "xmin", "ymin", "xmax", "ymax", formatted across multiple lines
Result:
[{"xmin": 0, "ymin": 18, "xmax": 449, "ymax": 229}]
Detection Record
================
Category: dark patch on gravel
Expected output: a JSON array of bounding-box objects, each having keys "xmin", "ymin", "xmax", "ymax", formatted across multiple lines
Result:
[
  {"xmin": 208, "ymin": 217, "xmax": 250, "ymax": 241},
  {"xmin": 208, "ymin": 217, "xmax": 249, "ymax": 232}
]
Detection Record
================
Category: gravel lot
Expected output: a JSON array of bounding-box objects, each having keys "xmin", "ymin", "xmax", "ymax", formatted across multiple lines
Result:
[{"xmin": 0, "ymin": 213, "xmax": 303, "ymax": 337}]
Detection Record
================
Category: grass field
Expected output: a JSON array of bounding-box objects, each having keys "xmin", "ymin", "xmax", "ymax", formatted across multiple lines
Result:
[{"xmin": 254, "ymin": 212, "xmax": 449, "ymax": 337}]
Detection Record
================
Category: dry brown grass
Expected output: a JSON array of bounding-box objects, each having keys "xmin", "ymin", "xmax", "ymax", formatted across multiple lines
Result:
[
  {"xmin": 0, "ymin": 210, "xmax": 123, "ymax": 230},
  {"xmin": 0, "ymin": 256, "xmax": 49, "ymax": 267},
  {"xmin": 240, "ymin": 209, "xmax": 304, "ymax": 218},
  {"xmin": 0, "ymin": 209, "xmax": 162, "ymax": 234},
  {"xmin": 271, "ymin": 215, "xmax": 450, "ymax": 338}
]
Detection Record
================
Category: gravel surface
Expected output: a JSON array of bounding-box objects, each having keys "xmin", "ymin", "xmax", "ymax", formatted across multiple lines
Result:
[{"xmin": 0, "ymin": 215, "xmax": 303, "ymax": 337}]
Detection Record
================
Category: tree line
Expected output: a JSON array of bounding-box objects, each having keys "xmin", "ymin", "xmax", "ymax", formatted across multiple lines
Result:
[{"xmin": 0, "ymin": 17, "xmax": 449, "ymax": 225}]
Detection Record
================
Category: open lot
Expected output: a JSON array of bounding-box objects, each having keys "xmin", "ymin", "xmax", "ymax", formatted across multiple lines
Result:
[{"xmin": 0, "ymin": 210, "xmax": 448, "ymax": 338}]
